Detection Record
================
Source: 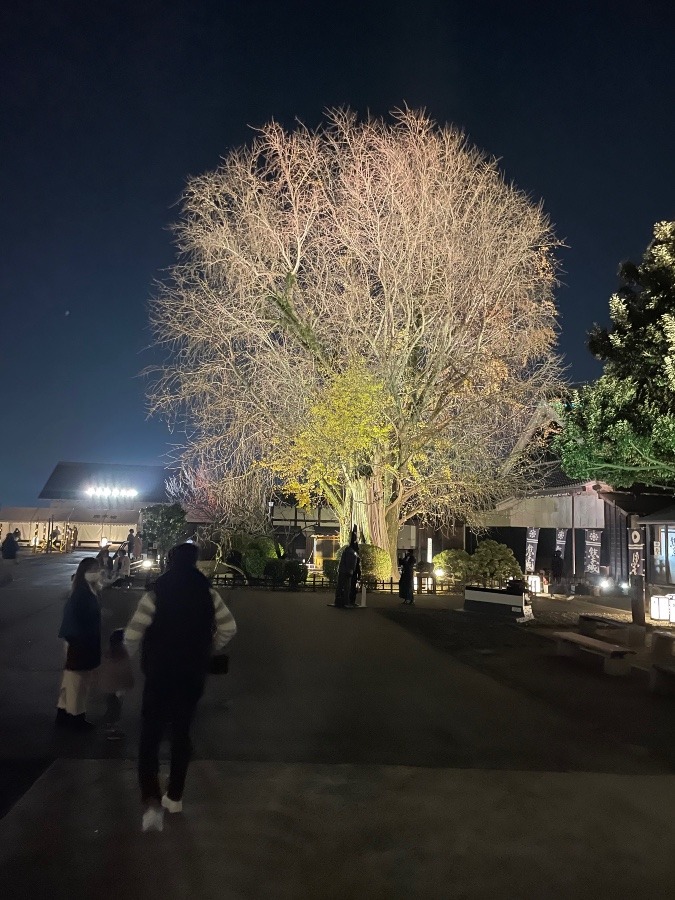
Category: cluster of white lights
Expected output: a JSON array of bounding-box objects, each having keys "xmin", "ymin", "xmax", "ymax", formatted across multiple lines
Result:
[{"xmin": 85, "ymin": 487, "xmax": 138, "ymax": 498}]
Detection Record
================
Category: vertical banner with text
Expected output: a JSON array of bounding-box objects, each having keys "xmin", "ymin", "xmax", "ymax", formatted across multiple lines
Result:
[
  {"xmin": 525, "ymin": 527, "xmax": 540, "ymax": 574},
  {"xmin": 555, "ymin": 528, "xmax": 568, "ymax": 555},
  {"xmin": 628, "ymin": 526, "xmax": 645, "ymax": 577},
  {"xmin": 584, "ymin": 528, "xmax": 603, "ymax": 574}
]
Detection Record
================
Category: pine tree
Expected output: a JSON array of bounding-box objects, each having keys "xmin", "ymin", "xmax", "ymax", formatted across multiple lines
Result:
[{"xmin": 556, "ymin": 221, "xmax": 675, "ymax": 487}]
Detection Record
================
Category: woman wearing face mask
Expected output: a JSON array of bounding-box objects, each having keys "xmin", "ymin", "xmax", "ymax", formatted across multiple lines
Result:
[{"xmin": 56, "ymin": 557, "xmax": 102, "ymax": 730}]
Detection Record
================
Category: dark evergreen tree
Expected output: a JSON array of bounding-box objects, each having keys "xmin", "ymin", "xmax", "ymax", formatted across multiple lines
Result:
[{"xmin": 556, "ymin": 221, "xmax": 675, "ymax": 487}]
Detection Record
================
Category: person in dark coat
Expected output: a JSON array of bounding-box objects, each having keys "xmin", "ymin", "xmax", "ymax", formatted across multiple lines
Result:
[
  {"xmin": 124, "ymin": 542, "xmax": 236, "ymax": 832},
  {"xmin": 2, "ymin": 531, "xmax": 20, "ymax": 562},
  {"xmin": 399, "ymin": 550, "xmax": 416, "ymax": 604},
  {"xmin": 331, "ymin": 527, "xmax": 360, "ymax": 608},
  {"xmin": 551, "ymin": 549, "xmax": 564, "ymax": 580},
  {"xmin": 56, "ymin": 557, "xmax": 102, "ymax": 730},
  {"xmin": 348, "ymin": 547, "xmax": 362, "ymax": 608}
]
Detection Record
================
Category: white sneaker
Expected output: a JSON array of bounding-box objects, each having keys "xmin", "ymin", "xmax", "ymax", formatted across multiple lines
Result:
[
  {"xmin": 161, "ymin": 793, "xmax": 183, "ymax": 813},
  {"xmin": 142, "ymin": 805, "xmax": 164, "ymax": 833}
]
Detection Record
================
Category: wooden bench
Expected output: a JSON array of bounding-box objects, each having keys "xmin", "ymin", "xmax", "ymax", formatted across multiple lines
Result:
[
  {"xmin": 650, "ymin": 631, "xmax": 675, "ymax": 662},
  {"xmin": 553, "ymin": 631, "xmax": 635, "ymax": 676},
  {"xmin": 649, "ymin": 662, "xmax": 675, "ymax": 694}
]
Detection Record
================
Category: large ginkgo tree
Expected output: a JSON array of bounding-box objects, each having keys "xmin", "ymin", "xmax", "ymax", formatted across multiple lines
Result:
[{"xmin": 149, "ymin": 109, "xmax": 561, "ymax": 573}]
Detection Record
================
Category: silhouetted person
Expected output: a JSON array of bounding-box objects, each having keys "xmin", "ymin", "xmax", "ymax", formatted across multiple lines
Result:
[
  {"xmin": 551, "ymin": 549, "xmax": 564, "ymax": 583},
  {"xmin": 124, "ymin": 542, "xmax": 236, "ymax": 833},
  {"xmin": 2, "ymin": 531, "xmax": 20, "ymax": 563},
  {"xmin": 399, "ymin": 550, "xmax": 416, "ymax": 604},
  {"xmin": 56, "ymin": 557, "xmax": 102, "ymax": 730}
]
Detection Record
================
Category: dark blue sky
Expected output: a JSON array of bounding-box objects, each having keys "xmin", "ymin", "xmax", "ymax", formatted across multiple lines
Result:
[{"xmin": 1, "ymin": 0, "xmax": 674, "ymax": 505}]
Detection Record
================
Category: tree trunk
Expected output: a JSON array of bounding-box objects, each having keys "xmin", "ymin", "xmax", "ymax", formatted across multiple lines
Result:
[
  {"xmin": 384, "ymin": 506, "xmax": 401, "ymax": 579},
  {"xmin": 336, "ymin": 475, "xmax": 400, "ymax": 578}
]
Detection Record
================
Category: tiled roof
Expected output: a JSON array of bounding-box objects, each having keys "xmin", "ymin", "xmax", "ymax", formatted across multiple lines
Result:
[
  {"xmin": 637, "ymin": 504, "xmax": 675, "ymax": 524},
  {"xmin": 540, "ymin": 463, "xmax": 586, "ymax": 492}
]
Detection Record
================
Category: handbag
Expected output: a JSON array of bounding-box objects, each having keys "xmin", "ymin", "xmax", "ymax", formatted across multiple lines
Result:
[{"xmin": 208, "ymin": 652, "xmax": 229, "ymax": 675}]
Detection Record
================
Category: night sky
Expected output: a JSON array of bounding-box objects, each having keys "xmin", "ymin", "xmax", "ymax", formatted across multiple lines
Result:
[{"xmin": 1, "ymin": 0, "xmax": 674, "ymax": 505}]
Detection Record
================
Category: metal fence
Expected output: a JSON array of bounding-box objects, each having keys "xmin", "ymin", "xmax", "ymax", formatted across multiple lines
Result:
[{"xmin": 211, "ymin": 572, "xmax": 468, "ymax": 594}]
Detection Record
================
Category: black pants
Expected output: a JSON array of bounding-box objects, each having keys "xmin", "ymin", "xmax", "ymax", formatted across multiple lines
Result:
[
  {"xmin": 138, "ymin": 673, "xmax": 205, "ymax": 804},
  {"xmin": 105, "ymin": 693, "xmax": 122, "ymax": 725}
]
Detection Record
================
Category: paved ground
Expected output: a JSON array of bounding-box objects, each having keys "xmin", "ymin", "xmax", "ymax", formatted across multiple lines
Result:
[{"xmin": 1, "ymin": 553, "xmax": 675, "ymax": 898}]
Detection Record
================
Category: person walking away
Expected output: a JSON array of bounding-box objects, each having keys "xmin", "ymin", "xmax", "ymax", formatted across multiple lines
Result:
[
  {"xmin": 127, "ymin": 528, "xmax": 136, "ymax": 558},
  {"xmin": 133, "ymin": 532, "xmax": 143, "ymax": 562},
  {"xmin": 399, "ymin": 550, "xmax": 416, "ymax": 604},
  {"xmin": 2, "ymin": 530, "xmax": 20, "ymax": 563},
  {"xmin": 97, "ymin": 628, "xmax": 134, "ymax": 740},
  {"xmin": 56, "ymin": 557, "xmax": 102, "ymax": 730},
  {"xmin": 124, "ymin": 542, "xmax": 236, "ymax": 833}
]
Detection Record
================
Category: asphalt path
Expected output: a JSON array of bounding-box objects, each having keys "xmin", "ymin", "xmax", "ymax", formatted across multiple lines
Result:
[
  {"xmin": 0, "ymin": 551, "xmax": 672, "ymax": 803},
  {"xmin": 2, "ymin": 553, "xmax": 675, "ymax": 897}
]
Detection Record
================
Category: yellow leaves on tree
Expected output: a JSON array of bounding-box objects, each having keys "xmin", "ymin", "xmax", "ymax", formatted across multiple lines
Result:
[{"xmin": 266, "ymin": 365, "xmax": 392, "ymax": 509}]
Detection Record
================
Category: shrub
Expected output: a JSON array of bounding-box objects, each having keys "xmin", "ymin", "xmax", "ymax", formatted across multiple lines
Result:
[
  {"xmin": 242, "ymin": 536, "xmax": 279, "ymax": 578},
  {"xmin": 284, "ymin": 559, "xmax": 308, "ymax": 588},
  {"xmin": 467, "ymin": 540, "xmax": 522, "ymax": 586},
  {"xmin": 432, "ymin": 549, "xmax": 471, "ymax": 584},
  {"xmin": 323, "ymin": 543, "xmax": 389, "ymax": 587},
  {"xmin": 323, "ymin": 558, "xmax": 339, "ymax": 585},
  {"xmin": 359, "ymin": 544, "xmax": 391, "ymax": 586},
  {"xmin": 263, "ymin": 558, "xmax": 286, "ymax": 586},
  {"xmin": 263, "ymin": 557, "xmax": 308, "ymax": 588}
]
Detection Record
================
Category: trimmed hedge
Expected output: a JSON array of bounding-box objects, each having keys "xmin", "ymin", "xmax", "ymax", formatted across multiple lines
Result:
[
  {"xmin": 242, "ymin": 536, "xmax": 279, "ymax": 578},
  {"xmin": 432, "ymin": 548, "xmax": 471, "ymax": 583},
  {"xmin": 263, "ymin": 557, "xmax": 308, "ymax": 588},
  {"xmin": 325, "ymin": 543, "xmax": 390, "ymax": 587},
  {"xmin": 359, "ymin": 544, "xmax": 391, "ymax": 584},
  {"xmin": 323, "ymin": 558, "xmax": 339, "ymax": 585},
  {"xmin": 468, "ymin": 539, "xmax": 522, "ymax": 585}
]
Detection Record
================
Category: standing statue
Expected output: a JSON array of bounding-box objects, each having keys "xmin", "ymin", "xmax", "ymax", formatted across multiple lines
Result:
[{"xmin": 330, "ymin": 526, "xmax": 360, "ymax": 609}]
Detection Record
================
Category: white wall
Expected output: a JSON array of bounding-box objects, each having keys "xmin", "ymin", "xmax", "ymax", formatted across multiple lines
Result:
[{"xmin": 481, "ymin": 493, "xmax": 605, "ymax": 529}]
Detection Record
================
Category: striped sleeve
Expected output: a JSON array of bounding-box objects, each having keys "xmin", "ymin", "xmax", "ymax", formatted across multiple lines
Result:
[
  {"xmin": 123, "ymin": 591, "xmax": 157, "ymax": 658},
  {"xmin": 211, "ymin": 588, "xmax": 237, "ymax": 652}
]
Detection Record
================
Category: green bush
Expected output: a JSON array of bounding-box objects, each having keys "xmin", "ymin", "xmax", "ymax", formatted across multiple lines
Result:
[
  {"xmin": 432, "ymin": 548, "xmax": 471, "ymax": 583},
  {"xmin": 323, "ymin": 558, "xmax": 339, "ymax": 585},
  {"xmin": 263, "ymin": 558, "xmax": 286, "ymax": 585},
  {"xmin": 284, "ymin": 559, "xmax": 308, "ymax": 588},
  {"xmin": 359, "ymin": 544, "xmax": 391, "ymax": 586},
  {"xmin": 242, "ymin": 536, "xmax": 279, "ymax": 578},
  {"xmin": 467, "ymin": 540, "xmax": 522, "ymax": 586},
  {"xmin": 263, "ymin": 557, "xmax": 308, "ymax": 588}
]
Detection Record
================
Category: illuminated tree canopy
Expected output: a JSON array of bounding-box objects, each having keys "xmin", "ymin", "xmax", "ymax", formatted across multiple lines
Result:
[
  {"xmin": 149, "ymin": 109, "xmax": 561, "ymax": 572},
  {"xmin": 556, "ymin": 221, "xmax": 675, "ymax": 488}
]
